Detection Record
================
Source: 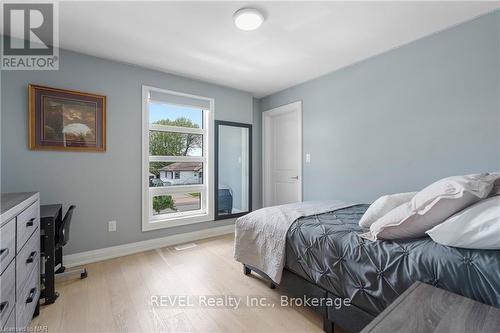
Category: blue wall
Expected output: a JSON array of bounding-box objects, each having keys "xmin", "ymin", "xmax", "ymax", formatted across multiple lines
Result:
[
  {"xmin": 1, "ymin": 49, "xmax": 257, "ymax": 254},
  {"xmin": 260, "ymin": 11, "xmax": 500, "ymax": 203},
  {"xmin": 252, "ymin": 98, "xmax": 262, "ymax": 210}
]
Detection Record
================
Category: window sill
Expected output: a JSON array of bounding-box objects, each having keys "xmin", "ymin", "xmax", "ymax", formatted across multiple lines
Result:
[{"xmin": 142, "ymin": 213, "xmax": 213, "ymax": 232}]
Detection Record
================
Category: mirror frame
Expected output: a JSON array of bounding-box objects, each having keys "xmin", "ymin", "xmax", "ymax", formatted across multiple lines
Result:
[{"xmin": 214, "ymin": 120, "xmax": 252, "ymax": 220}]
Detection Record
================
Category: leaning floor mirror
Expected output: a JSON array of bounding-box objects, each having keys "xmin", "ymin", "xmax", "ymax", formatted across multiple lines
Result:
[{"xmin": 215, "ymin": 121, "xmax": 252, "ymax": 220}]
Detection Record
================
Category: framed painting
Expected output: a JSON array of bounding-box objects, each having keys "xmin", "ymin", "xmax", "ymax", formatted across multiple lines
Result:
[{"xmin": 29, "ymin": 84, "xmax": 106, "ymax": 152}]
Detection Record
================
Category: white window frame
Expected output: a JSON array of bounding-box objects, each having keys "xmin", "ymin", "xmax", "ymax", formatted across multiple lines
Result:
[{"xmin": 142, "ymin": 85, "xmax": 214, "ymax": 231}]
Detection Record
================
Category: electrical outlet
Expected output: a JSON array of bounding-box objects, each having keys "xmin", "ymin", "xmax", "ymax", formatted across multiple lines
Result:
[
  {"xmin": 108, "ymin": 220, "xmax": 117, "ymax": 232},
  {"xmin": 306, "ymin": 153, "xmax": 311, "ymax": 163}
]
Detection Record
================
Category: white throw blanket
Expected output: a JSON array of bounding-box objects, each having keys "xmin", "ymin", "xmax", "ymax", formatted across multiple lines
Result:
[{"xmin": 234, "ymin": 200, "xmax": 356, "ymax": 283}]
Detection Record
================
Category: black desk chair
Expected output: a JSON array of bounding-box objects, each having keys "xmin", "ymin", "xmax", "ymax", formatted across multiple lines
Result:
[{"xmin": 55, "ymin": 205, "xmax": 87, "ymax": 279}]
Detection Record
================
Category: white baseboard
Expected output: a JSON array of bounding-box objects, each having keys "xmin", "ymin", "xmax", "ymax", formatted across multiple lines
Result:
[{"xmin": 63, "ymin": 224, "xmax": 235, "ymax": 268}]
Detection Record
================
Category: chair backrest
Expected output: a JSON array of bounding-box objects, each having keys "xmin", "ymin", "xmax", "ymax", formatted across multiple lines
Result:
[{"xmin": 58, "ymin": 205, "xmax": 76, "ymax": 248}]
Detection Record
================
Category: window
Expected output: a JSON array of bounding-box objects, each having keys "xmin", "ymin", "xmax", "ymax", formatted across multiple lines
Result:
[{"xmin": 142, "ymin": 86, "xmax": 213, "ymax": 231}]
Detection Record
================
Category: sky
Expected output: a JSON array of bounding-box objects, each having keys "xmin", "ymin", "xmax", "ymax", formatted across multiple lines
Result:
[{"xmin": 149, "ymin": 102, "xmax": 203, "ymax": 127}]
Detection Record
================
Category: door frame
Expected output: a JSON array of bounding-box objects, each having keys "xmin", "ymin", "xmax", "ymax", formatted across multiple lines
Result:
[{"xmin": 262, "ymin": 101, "xmax": 303, "ymax": 207}]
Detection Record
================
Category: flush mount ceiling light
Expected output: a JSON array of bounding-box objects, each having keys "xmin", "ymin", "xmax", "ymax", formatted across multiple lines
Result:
[{"xmin": 234, "ymin": 8, "xmax": 264, "ymax": 31}]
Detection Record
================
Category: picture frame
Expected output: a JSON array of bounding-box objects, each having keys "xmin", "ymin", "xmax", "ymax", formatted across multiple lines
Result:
[{"xmin": 28, "ymin": 84, "xmax": 106, "ymax": 152}]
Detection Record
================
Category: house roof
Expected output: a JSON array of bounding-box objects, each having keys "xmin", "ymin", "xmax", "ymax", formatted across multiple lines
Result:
[{"xmin": 160, "ymin": 162, "xmax": 202, "ymax": 172}]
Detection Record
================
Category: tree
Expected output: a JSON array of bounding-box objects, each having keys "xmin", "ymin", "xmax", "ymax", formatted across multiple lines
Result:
[
  {"xmin": 153, "ymin": 195, "xmax": 176, "ymax": 214},
  {"xmin": 149, "ymin": 118, "xmax": 202, "ymax": 176}
]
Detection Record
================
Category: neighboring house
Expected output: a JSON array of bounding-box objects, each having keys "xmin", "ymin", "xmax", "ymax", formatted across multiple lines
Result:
[{"xmin": 159, "ymin": 162, "xmax": 203, "ymax": 186}]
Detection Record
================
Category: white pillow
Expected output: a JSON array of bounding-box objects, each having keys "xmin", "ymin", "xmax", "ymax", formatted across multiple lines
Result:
[
  {"xmin": 361, "ymin": 173, "xmax": 498, "ymax": 241},
  {"xmin": 359, "ymin": 192, "xmax": 417, "ymax": 228},
  {"xmin": 426, "ymin": 196, "xmax": 500, "ymax": 249},
  {"xmin": 489, "ymin": 173, "xmax": 500, "ymax": 196}
]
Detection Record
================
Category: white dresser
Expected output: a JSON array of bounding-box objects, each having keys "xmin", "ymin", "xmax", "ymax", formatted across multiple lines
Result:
[{"xmin": 0, "ymin": 192, "xmax": 40, "ymax": 330}]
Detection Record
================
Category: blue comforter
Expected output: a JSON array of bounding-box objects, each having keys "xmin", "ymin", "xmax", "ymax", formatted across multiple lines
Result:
[{"xmin": 285, "ymin": 205, "xmax": 500, "ymax": 316}]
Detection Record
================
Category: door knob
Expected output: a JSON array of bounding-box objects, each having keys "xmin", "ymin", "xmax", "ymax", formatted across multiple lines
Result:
[{"xmin": 291, "ymin": 176, "xmax": 299, "ymax": 180}]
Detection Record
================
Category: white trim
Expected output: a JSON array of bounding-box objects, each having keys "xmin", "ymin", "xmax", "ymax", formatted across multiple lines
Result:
[
  {"xmin": 149, "ymin": 184, "xmax": 204, "ymax": 195},
  {"xmin": 149, "ymin": 124, "xmax": 205, "ymax": 135},
  {"xmin": 149, "ymin": 156, "xmax": 205, "ymax": 163},
  {"xmin": 142, "ymin": 85, "xmax": 149, "ymax": 230},
  {"xmin": 63, "ymin": 224, "xmax": 234, "ymax": 268},
  {"xmin": 206, "ymin": 98, "xmax": 215, "ymax": 221},
  {"xmin": 144, "ymin": 213, "xmax": 210, "ymax": 231},
  {"xmin": 262, "ymin": 101, "xmax": 303, "ymax": 207},
  {"xmin": 142, "ymin": 85, "xmax": 214, "ymax": 231}
]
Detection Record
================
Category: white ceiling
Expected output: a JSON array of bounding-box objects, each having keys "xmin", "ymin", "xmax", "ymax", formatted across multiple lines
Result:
[{"xmin": 57, "ymin": 1, "xmax": 500, "ymax": 97}]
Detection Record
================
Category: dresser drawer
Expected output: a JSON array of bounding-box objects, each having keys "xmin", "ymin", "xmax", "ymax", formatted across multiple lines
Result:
[
  {"xmin": 0, "ymin": 261, "xmax": 16, "ymax": 329},
  {"xmin": 2, "ymin": 305, "xmax": 15, "ymax": 331},
  {"xmin": 16, "ymin": 201, "xmax": 39, "ymax": 253},
  {"xmin": 16, "ymin": 229, "xmax": 40, "ymax": 296},
  {"xmin": 16, "ymin": 264, "xmax": 39, "ymax": 330},
  {"xmin": 0, "ymin": 219, "xmax": 16, "ymax": 275}
]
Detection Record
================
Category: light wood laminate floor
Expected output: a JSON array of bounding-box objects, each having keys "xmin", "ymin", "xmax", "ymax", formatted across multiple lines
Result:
[{"xmin": 31, "ymin": 234, "xmax": 344, "ymax": 333}]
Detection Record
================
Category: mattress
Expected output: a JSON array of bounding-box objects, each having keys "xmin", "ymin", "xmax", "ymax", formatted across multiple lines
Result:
[{"xmin": 285, "ymin": 204, "xmax": 500, "ymax": 316}]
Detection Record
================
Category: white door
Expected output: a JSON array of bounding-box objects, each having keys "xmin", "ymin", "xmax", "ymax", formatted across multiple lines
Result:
[{"xmin": 263, "ymin": 101, "xmax": 302, "ymax": 207}]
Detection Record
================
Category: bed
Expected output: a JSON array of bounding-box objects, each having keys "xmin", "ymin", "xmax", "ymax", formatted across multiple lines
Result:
[{"xmin": 242, "ymin": 204, "xmax": 500, "ymax": 332}]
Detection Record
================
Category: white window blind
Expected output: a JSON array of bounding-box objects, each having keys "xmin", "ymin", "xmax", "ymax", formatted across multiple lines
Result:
[{"xmin": 149, "ymin": 90, "xmax": 211, "ymax": 110}]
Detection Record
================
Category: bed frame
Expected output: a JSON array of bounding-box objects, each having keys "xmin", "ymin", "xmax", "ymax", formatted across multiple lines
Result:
[{"xmin": 243, "ymin": 264, "xmax": 375, "ymax": 333}]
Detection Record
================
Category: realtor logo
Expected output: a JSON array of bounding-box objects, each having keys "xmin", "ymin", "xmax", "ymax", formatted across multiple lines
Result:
[{"xmin": 1, "ymin": 1, "xmax": 59, "ymax": 70}]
